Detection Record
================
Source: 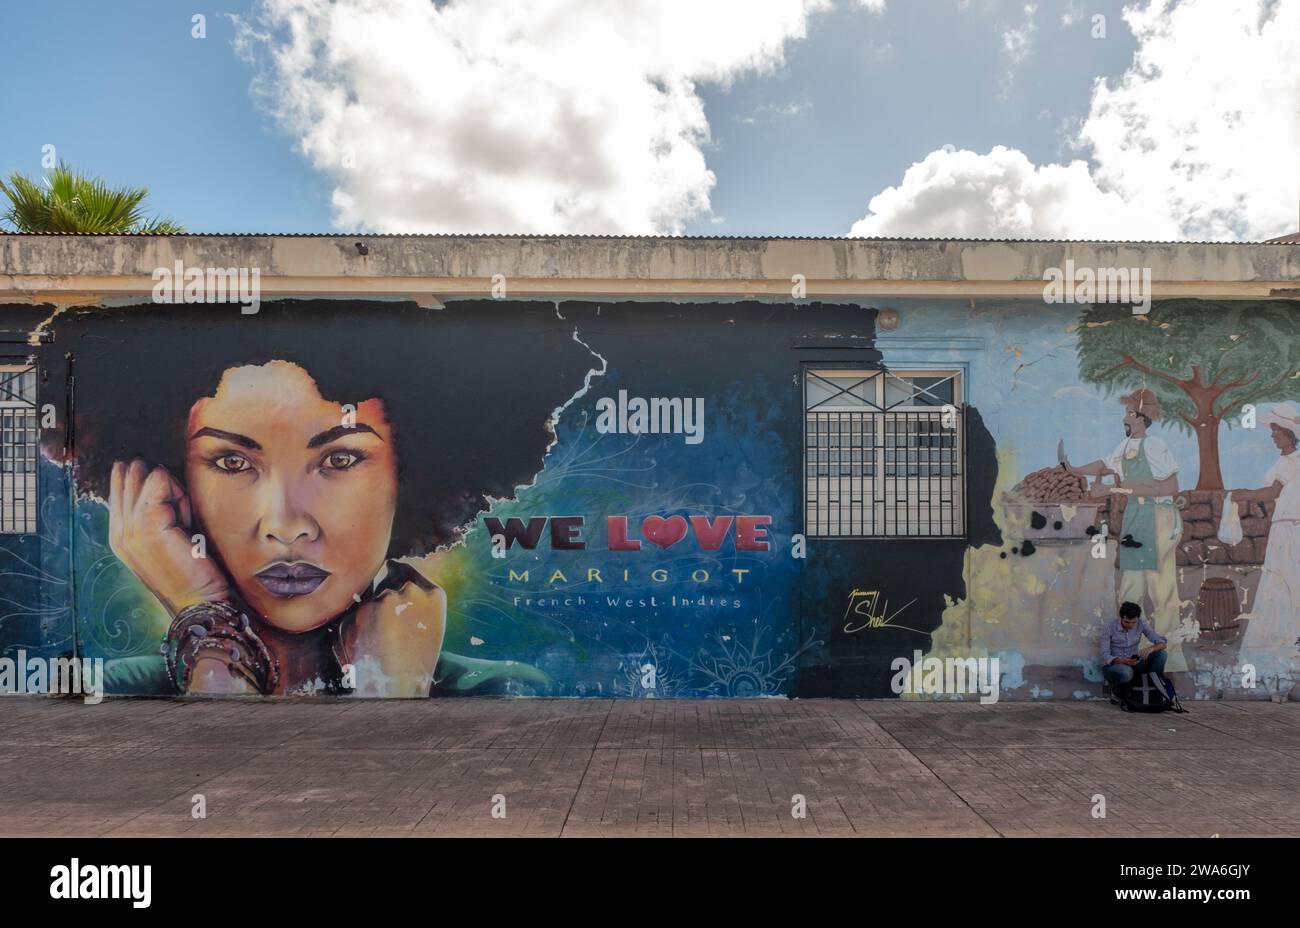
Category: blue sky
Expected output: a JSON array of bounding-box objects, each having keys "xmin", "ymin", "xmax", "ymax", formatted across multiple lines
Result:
[
  {"xmin": 697, "ymin": 0, "xmax": 1138, "ymax": 235},
  {"xmin": 1, "ymin": 0, "xmax": 334, "ymax": 232},
  {"xmin": 0, "ymin": 0, "xmax": 1294, "ymax": 238}
]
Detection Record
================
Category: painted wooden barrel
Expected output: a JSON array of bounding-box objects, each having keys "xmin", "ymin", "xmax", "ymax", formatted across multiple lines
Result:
[{"xmin": 1197, "ymin": 576, "xmax": 1241, "ymax": 641}]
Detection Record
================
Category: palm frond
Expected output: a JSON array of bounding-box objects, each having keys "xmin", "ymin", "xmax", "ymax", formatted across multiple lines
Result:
[
  {"xmin": 134, "ymin": 217, "xmax": 187, "ymax": 235},
  {"xmin": 0, "ymin": 172, "xmax": 54, "ymax": 231},
  {"xmin": 0, "ymin": 163, "xmax": 183, "ymax": 233}
]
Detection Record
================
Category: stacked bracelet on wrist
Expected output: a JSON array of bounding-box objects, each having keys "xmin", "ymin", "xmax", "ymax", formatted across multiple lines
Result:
[{"xmin": 161, "ymin": 601, "xmax": 280, "ymax": 695}]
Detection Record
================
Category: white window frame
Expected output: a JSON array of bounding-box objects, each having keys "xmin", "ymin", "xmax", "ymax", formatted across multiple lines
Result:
[
  {"xmin": 804, "ymin": 367, "xmax": 966, "ymax": 539},
  {"xmin": 0, "ymin": 362, "xmax": 38, "ymax": 535}
]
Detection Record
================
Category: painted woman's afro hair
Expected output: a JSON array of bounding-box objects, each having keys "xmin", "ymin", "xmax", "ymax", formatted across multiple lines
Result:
[{"xmin": 53, "ymin": 299, "xmax": 598, "ymax": 556}]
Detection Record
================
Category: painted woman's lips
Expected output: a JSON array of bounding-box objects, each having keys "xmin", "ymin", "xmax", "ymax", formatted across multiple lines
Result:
[{"xmin": 254, "ymin": 562, "xmax": 330, "ymax": 598}]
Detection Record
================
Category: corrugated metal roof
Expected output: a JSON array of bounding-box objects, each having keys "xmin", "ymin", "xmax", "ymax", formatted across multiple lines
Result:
[{"xmin": 0, "ymin": 231, "xmax": 1297, "ymax": 244}]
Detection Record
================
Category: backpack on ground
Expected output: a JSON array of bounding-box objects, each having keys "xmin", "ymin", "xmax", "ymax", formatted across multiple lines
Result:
[{"xmin": 1119, "ymin": 671, "xmax": 1186, "ymax": 713}]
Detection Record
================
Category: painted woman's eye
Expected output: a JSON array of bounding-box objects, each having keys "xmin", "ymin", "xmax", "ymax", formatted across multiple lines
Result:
[
  {"xmin": 213, "ymin": 453, "xmax": 251, "ymax": 473},
  {"xmin": 322, "ymin": 450, "xmax": 363, "ymax": 471}
]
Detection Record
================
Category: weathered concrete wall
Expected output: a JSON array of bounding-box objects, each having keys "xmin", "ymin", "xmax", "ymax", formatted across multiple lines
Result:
[{"xmin": 3, "ymin": 235, "xmax": 1299, "ymax": 303}]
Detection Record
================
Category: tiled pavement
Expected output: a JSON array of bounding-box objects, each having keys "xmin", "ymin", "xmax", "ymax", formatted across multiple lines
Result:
[{"xmin": 0, "ymin": 697, "xmax": 1296, "ymax": 836}]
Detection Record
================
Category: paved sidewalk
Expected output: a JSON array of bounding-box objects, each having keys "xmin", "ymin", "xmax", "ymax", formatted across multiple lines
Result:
[{"xmin": 0, "ymin": 698, "xmax": 1296, "ymax": 836}]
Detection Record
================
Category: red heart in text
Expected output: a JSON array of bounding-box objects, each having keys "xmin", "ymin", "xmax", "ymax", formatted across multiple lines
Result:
[{"xmin": 641, "ymin": 515, "xmax": 689, "ymax": 549}]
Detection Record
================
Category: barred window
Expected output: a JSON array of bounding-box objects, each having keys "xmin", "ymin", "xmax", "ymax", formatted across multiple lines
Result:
[
  {"xmin": 0, "ymin": 364, "xmax": 38, "ymax": 534},
  {"xmin": 804, "ymin": 368, "xmax": 965, "ymax": 538}
]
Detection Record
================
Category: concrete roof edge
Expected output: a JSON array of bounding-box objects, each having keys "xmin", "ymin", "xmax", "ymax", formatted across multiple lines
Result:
[
  {"xmin": 2, "ymin": 232, "xmax": 1298, "ymax": 243},
  {"xmin": 2, "ymin": 234, "xmax": 1299, "ymax": 291}
]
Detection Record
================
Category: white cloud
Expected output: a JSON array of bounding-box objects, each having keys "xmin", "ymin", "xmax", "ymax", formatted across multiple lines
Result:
[
  {"xmin": 850, "ymin": 0, "xmax": 1300, "ymax": 240},
  {"xmin": 857, "ymin": 0, "xmax": 887, "ymax": 11},
  {"xmin": 1079, "ymin": 0, "xmax": 1300, "ymax": 240},
  {"xmin": 1002, "ymin": 3, "xmax": 1038, "ymax": 67},
  {"xmin": 235, "ymin": 0, "xmax": 829, "ymax": 233},
  {"xmin": 848, "ymin": 145, "xmax": 1172, "ymax": 239},
  {"xmin": 998, "ymin": 2, "xmax": 1038, "ymax": 96},
  {"xmin": 738, "ymin": 100, "xmax": 812, "ymax": 125}
]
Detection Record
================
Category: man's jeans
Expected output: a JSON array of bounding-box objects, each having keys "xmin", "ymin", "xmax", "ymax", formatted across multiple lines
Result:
[{"xmin": 1103, "ymin": 650, "xmax": 1169, "ymax": 690}]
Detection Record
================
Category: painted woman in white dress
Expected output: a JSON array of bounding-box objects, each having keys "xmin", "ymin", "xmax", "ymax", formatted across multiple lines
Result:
[{"xmin": 1228, "ymin": 403, "xmax": 1300, "ymax": 692}]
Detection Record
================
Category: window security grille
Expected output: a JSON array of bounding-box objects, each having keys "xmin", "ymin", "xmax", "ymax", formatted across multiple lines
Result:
[
  {"xmin": 804, "ymin": 369, "xmax": 965, "ymax": 538},
  {"xmin": 0, "ymin": 364, "xmax": 38, "ymax": 534}
]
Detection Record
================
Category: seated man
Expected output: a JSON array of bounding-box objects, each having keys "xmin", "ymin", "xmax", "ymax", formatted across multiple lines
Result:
[{"xmin": 1100, "ymin": 601, "xmax": 1168, "ymax": 699}]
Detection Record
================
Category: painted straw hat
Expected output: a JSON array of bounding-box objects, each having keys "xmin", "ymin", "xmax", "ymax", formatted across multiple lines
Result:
[{"xmin": 1259, "ymin": 402, "xmax": 1300, "ymax": 434}]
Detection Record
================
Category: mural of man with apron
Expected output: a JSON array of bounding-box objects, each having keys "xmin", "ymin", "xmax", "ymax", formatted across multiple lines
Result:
[{"xmin": 1069, "ymin": 389, "xmax": 1187, "ymax": 672}]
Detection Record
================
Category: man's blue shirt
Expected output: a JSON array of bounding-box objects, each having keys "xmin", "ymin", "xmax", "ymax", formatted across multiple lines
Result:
[{"xmin": 1100, "ymin": 617, "xmax": 1167, "ymax": 666}]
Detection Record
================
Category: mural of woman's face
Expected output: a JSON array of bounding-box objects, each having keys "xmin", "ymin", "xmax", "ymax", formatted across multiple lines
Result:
[{"xmin": 184, "ymin": 361, "xmax": 398, "ymax": 633}]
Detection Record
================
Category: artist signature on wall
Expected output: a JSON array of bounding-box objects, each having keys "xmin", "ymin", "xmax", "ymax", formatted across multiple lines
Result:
[{"xmin": 841, "ymin": 589, "xmax": 927, "ymax": 636}]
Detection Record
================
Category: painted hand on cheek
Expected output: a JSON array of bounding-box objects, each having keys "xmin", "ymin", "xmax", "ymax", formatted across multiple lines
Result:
[
  {"xmin": 108, "ymin": 459, "xmax": 232, "ymax": 616},
  {"xmin": 344, "ymin": 575, "xmax": 446, "ymax": 697}
]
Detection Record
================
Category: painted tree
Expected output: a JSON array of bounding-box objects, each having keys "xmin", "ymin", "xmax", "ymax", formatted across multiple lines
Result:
[{"xmin": 1076, "ymin": 300, "xmax": 1300, "ymax": 491}]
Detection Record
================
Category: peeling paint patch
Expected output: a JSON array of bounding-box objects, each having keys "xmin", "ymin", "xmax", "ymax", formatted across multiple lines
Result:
[
  {"xmin": 995, "ymin": 651, "xmax": 1027, "ymax": 690},
  {"xmin": 1073, "ymin": 657, "xmax": 1104, "ymax": 683},
  {"xmin": 27, "ymin": 303, "xmax": 75, "ymax": 346},
  {"xmin": 543, "ymin": 326, "xmax": 608, "ymax": 457}
]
